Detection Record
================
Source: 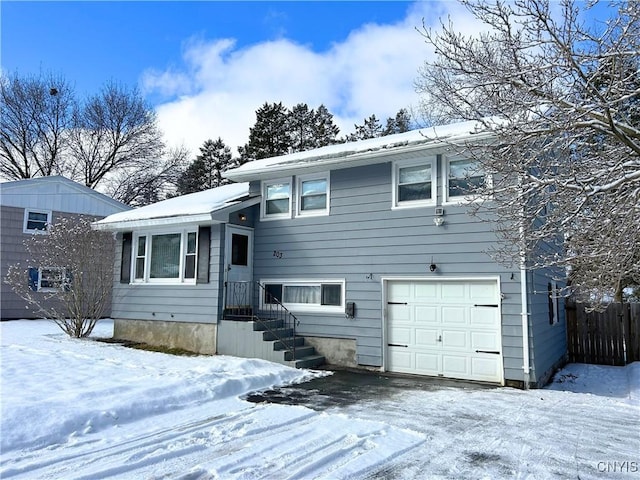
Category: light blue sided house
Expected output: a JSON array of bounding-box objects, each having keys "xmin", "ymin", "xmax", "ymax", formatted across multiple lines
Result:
[{"xmin": 94, "ymin": 119, "xmax": 567, "ymax": 388}]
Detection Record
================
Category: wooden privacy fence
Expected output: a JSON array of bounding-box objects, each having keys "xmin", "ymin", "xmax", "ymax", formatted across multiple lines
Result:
[{"xmin": 566, "ymin": 301, "xmax": 640, "ymax": 366}]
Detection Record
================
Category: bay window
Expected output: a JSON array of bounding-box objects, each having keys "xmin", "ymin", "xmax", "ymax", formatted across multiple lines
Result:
[{"xmin": 133, "ymin": 229, "xmax": 197, "ymax": 283}]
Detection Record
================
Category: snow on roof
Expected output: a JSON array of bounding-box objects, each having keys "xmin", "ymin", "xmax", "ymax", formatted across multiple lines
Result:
[
  {"xmin": 94, "ymin": 182, "xmax": 250, "ymax": 230},
  {"xmin": 0, "ymin": 175, "xmax": 130, "ymax": 215},
  {"xmin": 224, "ymin": 119, "xmax": 495, "ymax": 182}
]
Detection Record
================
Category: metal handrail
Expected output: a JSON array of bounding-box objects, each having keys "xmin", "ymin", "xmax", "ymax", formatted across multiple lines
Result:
[{"xmin": 224, "ymin": 281, "xmax": 300, "ymax": 361}]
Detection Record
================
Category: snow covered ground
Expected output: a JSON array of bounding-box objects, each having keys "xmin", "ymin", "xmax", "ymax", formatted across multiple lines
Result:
[{"xmin": 1, "ymin": 320, "xmax": 638, "ymax": 479}]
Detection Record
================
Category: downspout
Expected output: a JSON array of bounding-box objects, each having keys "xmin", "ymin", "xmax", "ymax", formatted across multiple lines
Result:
[
  {"xmin": 520, "ymin": 260, "xmax": 531, "ymax": 390},
  {"xmin": 518, "ymin": 184, "xmax": 531, "ymax": 389}
]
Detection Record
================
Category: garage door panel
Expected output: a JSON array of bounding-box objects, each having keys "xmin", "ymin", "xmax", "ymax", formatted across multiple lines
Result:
[
  {"xmin": 442, "ymin": 354, "xmax": 470, "ymax": 376},
  {"xmin": 414, "ymin": 283, "xmax": 437, "ymax": 301},
  {"xmin": 415, "ymin": 328, "xmax": 439, "ymax": 348},
  {"xmin": 470, "ymin": 282, "xmax": 498, "ymax": 300},
  {"xmin": 471, "ymin": 331, "xmax": 501, "ymax": 350},
  {"xmin": 388, "ymin": 327, "xmax": 412, "ymax": 345},
  {"xmin": 388, "ymin": 304, "xmax": 410, "ymax": 322},
  {"xmin": 415, "ymin": 306, "xmax": 438, "ymax": 324},
  {"xmin": 471, "ymin": 356, "xmax": 502, "ymax": 380},
  {"xmin": 415, "ymin": 352, "xmax": 440, "ymax": 373},
  {"xmin": 388, "ymin": 282, "xmax": 411, "ymax": 301},
  {"xmin": 441, "ymin": 282, "xmax": 466, "ymax": 301},
  {"xmin": 442, "ymin": 330, "xmax": 469, "ymax": 349},
  {"xmin": 442, "ymin": 306, "xmax": 467, "ymax": 325},
  {"xmin": 388, "ymin": 349, "xmax": 413, "ymax": 370},
  {"xmin": 471, "ymin": 308, "xmax": 500, "ymax": 328}
]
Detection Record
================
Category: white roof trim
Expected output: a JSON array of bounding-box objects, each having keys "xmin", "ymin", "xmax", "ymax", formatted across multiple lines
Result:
[
  {"xmin": 93, "ymin": 213, "xmax": 217, "ymax": 231},
  {"xmin": 93, "ymin": 182, "xmax": 251, "ymax": 231},
  {"xmin": 224, "ymin": 119, "xmax": 497, "ymax": 182}
]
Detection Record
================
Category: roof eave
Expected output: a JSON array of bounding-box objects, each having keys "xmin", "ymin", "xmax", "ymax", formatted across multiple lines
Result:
[
  {"xmin": 93, "ymin": 213, "xmax": 217, "ymax": 231},
  {"xmin": 224, "ymin": 130, "xmax": 496, "ymax": 182}
]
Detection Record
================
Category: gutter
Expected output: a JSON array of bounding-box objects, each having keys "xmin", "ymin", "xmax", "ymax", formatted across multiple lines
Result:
[{"xmin": 224, "ymin": 131, "xmax": 497, "ymax": 183}]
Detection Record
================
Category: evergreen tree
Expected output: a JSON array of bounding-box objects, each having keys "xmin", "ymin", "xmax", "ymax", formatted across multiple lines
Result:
[
  {"xmin": 312, "ymin": 104, "xmax": 341, "ymax": 147},
  {"xmin": 239, "ymin": 102, "xmax": 290, "ymax": 162},
  {"xmin": 288, "ymin": 103, "xmax": 316, "ymax": 152},
  {"xmin": 176, "ymin": 138, "xmax": 235, "ymax": 195},
  {"xmin": 383, "ymin": 108, "xmax": 412, "ymax": 136},
  {"xmin": 346, "ymin": 114, "xmax": 383, "ymax": 141}
]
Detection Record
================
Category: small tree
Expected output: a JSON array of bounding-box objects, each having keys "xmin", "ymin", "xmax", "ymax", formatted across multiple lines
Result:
[{"xmin": 5, "ymin": 217, "xmax": 115, "ymax": 337}]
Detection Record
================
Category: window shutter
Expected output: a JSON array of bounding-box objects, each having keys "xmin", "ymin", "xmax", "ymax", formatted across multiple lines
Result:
[
  {"xmin": 120, "ymin": 232, "xmax": 132, "ymax": 284},
  {"xmin": 197, "ymin": 226, "xmax": 210, "ymax": 284},
  {"xmin": 28, "ymin": 267, "xmax": 39, "ymax": 291}
]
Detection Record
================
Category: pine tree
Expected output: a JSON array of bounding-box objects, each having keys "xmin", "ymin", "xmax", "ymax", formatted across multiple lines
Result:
[
  {"xmin": 346, "ymin": 114, "xmax": 383, "ymax": 141},
  {"xmin": 383, "ymin": 108, "xmax": 412, "ymax": 136},
  {"xmin": 312, "ymin": 105, "xmax": 341, "ymax": 147},
  {"xmin": 239, "ymin": 102, "xmax": 291, "ymax": 162},
  {"xmin": 288, "ymin": 103, "xmax": 317, "ymax": 152},
  {"xmin": 176, "ymin": 138, "xmax": 235, "ymax": 195}
]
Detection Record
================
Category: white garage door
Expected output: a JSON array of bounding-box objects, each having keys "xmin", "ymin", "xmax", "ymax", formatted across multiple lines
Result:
[{"xmin": 386, "ymin": 279, "xmax": 503, "ymax": 383}]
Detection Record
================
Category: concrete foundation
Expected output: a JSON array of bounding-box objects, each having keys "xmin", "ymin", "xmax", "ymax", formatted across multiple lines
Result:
[
  {"xmin": 113, "ymin": 319, "xmax": 217, "ymax": 355},
  {"xmin": 304, "ymin": 336, "xmax": 357, "ymax": 368}
]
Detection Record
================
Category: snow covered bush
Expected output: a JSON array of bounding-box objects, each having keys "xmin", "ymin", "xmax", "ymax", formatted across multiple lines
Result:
[{"xmin": 5, "ymin": 216, "xmax": 115, "ymax": 337}]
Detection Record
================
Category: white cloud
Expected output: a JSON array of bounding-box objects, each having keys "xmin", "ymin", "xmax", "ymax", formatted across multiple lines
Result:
[{"xmin": 142, "ymin": 1, "xmax": 479, "ymax": 157}]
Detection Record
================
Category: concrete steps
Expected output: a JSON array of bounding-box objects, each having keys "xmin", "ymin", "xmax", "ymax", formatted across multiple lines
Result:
[{"xmin": 253, "ymin": 315, "xmax": 325, "ymax": 369}]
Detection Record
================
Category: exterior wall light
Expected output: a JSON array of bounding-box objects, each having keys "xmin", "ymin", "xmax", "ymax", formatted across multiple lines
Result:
[{"xmin": 433, "ymin": 216, "xmax": 444, "ymax": 226}]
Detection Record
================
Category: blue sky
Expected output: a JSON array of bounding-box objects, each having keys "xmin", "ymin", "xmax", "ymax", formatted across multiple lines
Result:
[
  {"xmin": 1, "ymin": 1, "xmax": 613, "ymax": 156},
  {"xmin": 2, "ymin": 2, "xmax": 413, "ymax": 101}
]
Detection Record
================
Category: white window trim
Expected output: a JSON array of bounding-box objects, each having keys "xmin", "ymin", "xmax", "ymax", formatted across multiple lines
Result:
[
  {"xmin": 260, "ymin": 278, "xmax": 345, "ymax": 313},
  {"xmin": 37, "ymin": 266, "xmax": 67, "ymax": 292},
  {"xmin": 442, "ymin": 155, "xmax": 491, "ymax": 205},
  {"xmin": 23, "ymin": 209, "xmax": 52, "ymax": 234},
  {"xmin": 261, "ymin": 177, "xmax": 293, "ymax": 221},
  {"xmin": 131, "ymin": 228, "xmax": 198, "ymax": 285},
  {"xmin": 296, "ymin": 172, "xmax": 330, "ymax": 217},
  {"xmin": 392, "ymin": 157, "xmax": 437, "ymax": 209}
]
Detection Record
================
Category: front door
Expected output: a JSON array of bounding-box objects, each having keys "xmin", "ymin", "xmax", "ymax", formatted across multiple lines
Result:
[{"xmin": 225, "ymin": 225, "xmax": 254, "ymax": 309}]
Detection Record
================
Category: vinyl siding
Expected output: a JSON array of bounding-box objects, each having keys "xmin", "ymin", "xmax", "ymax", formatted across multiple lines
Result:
[
  {"xmin": 1, "ymin": 206, "xmax": 113, "ymax": 319},
  {"xmin": 528, "ymin": 267, "xmax": 567, "ymax": 385},
  {"xmin": 111, "ymin": 225, "xmax": 223, "ymax": 324},
  {"xmin": 251, "ymin": 160, "xmax": 528, "ymax": 380}
]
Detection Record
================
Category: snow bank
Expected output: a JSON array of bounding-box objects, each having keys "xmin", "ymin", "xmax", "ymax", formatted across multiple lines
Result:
[{"xmin": 0, "ymin": 320, "xmax": 318, "ymax": 452}]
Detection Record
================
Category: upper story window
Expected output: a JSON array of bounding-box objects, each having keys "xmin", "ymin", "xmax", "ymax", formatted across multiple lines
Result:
[
  {"xmin": 297, "ymin": 174, "xmax": 329, "ymax": 216},
  {"xmin": 393, "ymin": 158, "xmax": 436, "ymax": 208},
  {"xmin": 24, "ymin": 209, "xmax": 51, "ymax": 234},
  {"xmin": 262, "ymin": 178, "xmax": 292, "ymax": 220},
  {"xmin": 444, "ymin": 157, "xmax": 487, "ymax": 203},
  {"xmin": 133, "ymin": 229, "xmax": 198, "ymax": 284}
]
